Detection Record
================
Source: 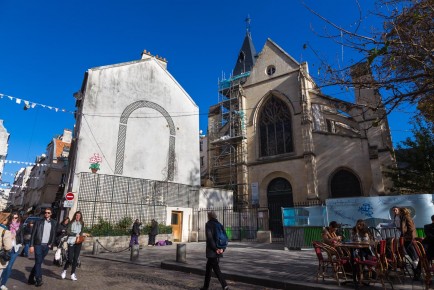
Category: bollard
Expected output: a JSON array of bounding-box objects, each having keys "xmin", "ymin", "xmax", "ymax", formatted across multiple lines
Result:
[
  {"xmin": 130, "ymin": 244, "xmax": 140, "ymax": 261},
  {"xmin": 92, "ymin": 240, "xmax": 99, "ymax": 255},
  {"xmin": 176, "ymin": 243, "xmax": 186, "ymax": 263}
]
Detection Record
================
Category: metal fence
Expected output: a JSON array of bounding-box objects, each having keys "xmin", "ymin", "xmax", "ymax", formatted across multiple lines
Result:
[
  {"xmin": 76, "ymin": 172, "xmax": 199, "ymax": 227},
  {"xmin": 192, "ymin": 207, "xmax": 270, "ymax": 242}
]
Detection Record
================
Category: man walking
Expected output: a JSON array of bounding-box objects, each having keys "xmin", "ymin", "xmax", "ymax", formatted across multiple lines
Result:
[
  {"xmin": 200, "ymin": 211, "xmax": 229, "ymax": 290},
  {"xmin": 28, "ymin": 208, "xmax": 57, "ymax": 287}
]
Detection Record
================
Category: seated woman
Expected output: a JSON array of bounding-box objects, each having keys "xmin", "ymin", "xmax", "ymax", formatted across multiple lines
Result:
[
  {"xmin": 322, "ymin": 221, "xmax": 342, "ymax": 246},
  {"xmin": 351, "ymin": 219, "xmax": 373, "ymax": 259}
]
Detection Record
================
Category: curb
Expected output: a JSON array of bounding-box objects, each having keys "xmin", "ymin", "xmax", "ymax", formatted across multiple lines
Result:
[{"xmin": 160, "ymin": 261, "xmax": 339, "ymax": 290}]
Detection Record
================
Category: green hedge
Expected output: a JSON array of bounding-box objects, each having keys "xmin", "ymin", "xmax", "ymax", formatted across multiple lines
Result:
[{"xmin": 85, "ymin": 217, "xmax": 172, "ymax": 236}]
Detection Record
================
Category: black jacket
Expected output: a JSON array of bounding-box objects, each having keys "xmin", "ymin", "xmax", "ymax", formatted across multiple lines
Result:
[
  {"xmin": 30, "ymin": 218, "xmax": 57, "ymax": 247},
  {"xmin": 132, "ymin": 222, "xmax": 141, "ymax": 236},
  {"xmin": 205, "ymin": 218, "xmax": 224, "ymax": 258},
  {"xmin": 150, "ymin": 221, "xmax": 158, "ymax": 236}
]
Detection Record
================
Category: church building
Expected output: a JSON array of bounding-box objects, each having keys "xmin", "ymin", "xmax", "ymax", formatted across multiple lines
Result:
[{"xmin": 206, "ymin": 27, "xmax": 395, "ymax": 235}]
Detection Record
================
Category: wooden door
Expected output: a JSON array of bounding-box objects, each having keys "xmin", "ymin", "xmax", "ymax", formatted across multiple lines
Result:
[{"xmin": 171, "ymin": 211, "xmax": 183, "ymax": 242}]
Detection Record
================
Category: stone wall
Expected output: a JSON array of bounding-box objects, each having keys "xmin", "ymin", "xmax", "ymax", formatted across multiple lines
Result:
[{"xmin": 82, "ymin": 234, "xmax": 172, "ymax": 251}]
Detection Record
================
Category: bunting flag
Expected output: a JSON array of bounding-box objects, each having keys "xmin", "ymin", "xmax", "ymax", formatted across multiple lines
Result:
[
  {"xmin": 4, "ymin": 159, "xmax": 48, "ymax": 166},
  {"xmin": 0, "ymin": 92, "xmax": 74, "ymax": 114}
]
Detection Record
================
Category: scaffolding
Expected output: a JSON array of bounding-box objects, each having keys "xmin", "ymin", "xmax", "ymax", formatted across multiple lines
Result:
[{"xmin": 208, "ymin": 72, "xmax": 249, "ymax": 208}]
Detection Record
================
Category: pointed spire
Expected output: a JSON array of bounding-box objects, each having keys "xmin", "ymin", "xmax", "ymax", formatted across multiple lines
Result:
[{"xmin": 233, "ymin": 16, "xmax": 257, "ymax": 76}]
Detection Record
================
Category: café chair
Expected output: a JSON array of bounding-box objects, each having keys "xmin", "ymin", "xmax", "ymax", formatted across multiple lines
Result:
[
  {"xmin": 312, "ymin": 241, "xmax": 348, "ymax": 286},
  {"xmin": 412, "ymin": 240, "xmax": 434, "ymax": 290}
]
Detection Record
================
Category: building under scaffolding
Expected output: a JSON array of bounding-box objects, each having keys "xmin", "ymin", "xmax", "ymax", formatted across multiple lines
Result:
[{"xmin": 208, "ymin": 73, "xmax": 249, "ymax": 208}]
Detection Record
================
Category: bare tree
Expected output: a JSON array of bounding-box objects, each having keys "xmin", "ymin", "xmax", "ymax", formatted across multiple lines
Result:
[{"xmin": 304, "ymin": 0, "xmax": 433, "ymax": 120}]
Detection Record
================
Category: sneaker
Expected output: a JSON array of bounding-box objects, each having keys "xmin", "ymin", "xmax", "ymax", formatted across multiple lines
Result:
[
  {"xmin": 412, "ymin": 259, "xmax": 419, "ymax": 268},
  {"xmin": 71, "ymin": 273, "xmax": 77, "ymax": 281},
  {"xmin": 1, "ymin": 285, "xmax": 9, "ymax": 290},
  {"xmin": 61, "ymin": 270, "xmax": 66, "ymax": 279}
]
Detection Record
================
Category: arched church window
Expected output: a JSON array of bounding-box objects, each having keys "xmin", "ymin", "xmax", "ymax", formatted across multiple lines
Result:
[
  {"xmin": 330, "ymin": 169, "xmax": 362, "ymax": 198},
  {"xmin": 259, "ymin": 96, "xmax": 293, "ymax": 157}
]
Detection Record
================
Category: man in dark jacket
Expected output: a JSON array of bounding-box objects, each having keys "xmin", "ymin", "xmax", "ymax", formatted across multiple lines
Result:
[
  {"xmin": 200, "ymin": 211, "xmax": 228, "ymax": 290},
  {"xmin": 148, "ymin": 219, "xmax": 158, "ymax": 246},
  {"xmin": 129, "ymin": 219, "xmax": 141, "ymax": 248},
  {"xmin": 28, "ymin": 208, "xmax": 57, "ymax": 287}
]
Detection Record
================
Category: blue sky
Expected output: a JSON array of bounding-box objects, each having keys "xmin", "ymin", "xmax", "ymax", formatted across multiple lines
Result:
[{"xmin": 0, "ymin": 0, "xmax": 414, "ymax": 186}]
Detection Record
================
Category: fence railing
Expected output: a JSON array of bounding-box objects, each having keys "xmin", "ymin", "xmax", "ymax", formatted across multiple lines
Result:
[{"xmin": 284, "ymin": 226, "xmax": 426, "ymax": 249}]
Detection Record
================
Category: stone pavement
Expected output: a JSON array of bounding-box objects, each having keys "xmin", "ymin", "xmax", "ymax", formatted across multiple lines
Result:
[{"xmin": 82, "ymin": 242, "xmax": 427, "ymax": 290}]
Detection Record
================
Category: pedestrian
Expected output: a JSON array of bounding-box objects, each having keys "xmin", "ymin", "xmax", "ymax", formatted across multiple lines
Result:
[
  {"xmin": 129, "ymin": 219, "xmax": 141, "ymax": 249},
  {"xmin": 414, "ymin": 214, "xmax": 434, "ymax": 281},
  {"xmin": 56, "ymin": 217, "xmax": 70, "ymax": 246},
  {"xmin": 28, "ymin": 208, "xmax": 57, "ymax": 287},
  {"xmin": 200, "ymin": 211, "xmax": 229, "ymax": 290},
  {"xmin": 322, "ymin": 221, "xmax": 342, "ymax": 246},
  {"xmin": 398, "ymin": 207, "xmax": 418, "ymax": 267},
  {"xmin": 61, "ymin": 211, "xmax": 84, "ymax": 281},
  {"xmin": 0, "ymin": 217, "xmax": 12, "ymax": 290},
  {"xmin": 148, "ymin": 219, "xmax": 158, "ymax": 246},
  {"xmin": 20, "ymin": 221, "xmax": 34, "ymax": 257},
  {"xmin": 0, "ymin": 212, "xmax": 22, "ymax": 290}
]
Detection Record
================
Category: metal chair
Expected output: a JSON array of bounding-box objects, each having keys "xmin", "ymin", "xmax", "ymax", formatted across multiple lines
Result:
[{"xmin": 312, "ymin": 241, "xmax": 348, "ymax": 286}]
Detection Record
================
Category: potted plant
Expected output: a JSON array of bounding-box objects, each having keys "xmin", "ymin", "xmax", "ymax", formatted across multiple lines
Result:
[{"xmin": 89, "ymin": 153, "xmax": 102, "ymax": 173}]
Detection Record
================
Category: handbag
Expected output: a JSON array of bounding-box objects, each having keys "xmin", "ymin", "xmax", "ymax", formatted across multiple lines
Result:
[
  {"xmin": 75, "ymin": 235, "xmax": 85, "ymax": 244},
  {"xmin": 0, "ymin": 249, "xmax": 11, "ymax": 262}
]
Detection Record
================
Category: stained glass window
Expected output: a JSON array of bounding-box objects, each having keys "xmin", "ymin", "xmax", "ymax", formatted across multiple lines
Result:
[{"xmin": 259, "ymin": 96, "xmax": 293, "ymax": 157}]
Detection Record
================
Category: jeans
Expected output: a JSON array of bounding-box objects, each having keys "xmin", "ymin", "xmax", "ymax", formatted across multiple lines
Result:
[
  {"xmin": 203, "ymin": 257, "xmax": 227, "ymax": 289},
  {"xmin": 129, "ymin": 235, "xmax": 139, "ymax": 247},
  {"xmin": 63, "ymin": 243, "xmax": 82, "ymax": 274},
  {"xmin": 22, "ymin": 242, "xmax": 30, "ymax": 256},
  {"xmin": 0, "ymin": 247, "xmax": 20, "ymax": 286},
  {"xmin": 30, "ymin": 244, "xmax": 50, "ymax": 280}
]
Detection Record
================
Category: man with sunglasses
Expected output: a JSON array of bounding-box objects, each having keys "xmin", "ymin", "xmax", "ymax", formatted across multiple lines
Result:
[{"xmin": 28, "ymin": 208, "xmax": 57, "ymax": 287}]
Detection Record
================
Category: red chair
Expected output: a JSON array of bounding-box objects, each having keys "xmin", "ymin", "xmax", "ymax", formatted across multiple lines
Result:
[
  {"xmin": 412, "ymin": 240, "xmax": 434, "ymax": 290},
  {"xmin": 312, "ymin": 241, "xmax": 348, "ymax": 286}
]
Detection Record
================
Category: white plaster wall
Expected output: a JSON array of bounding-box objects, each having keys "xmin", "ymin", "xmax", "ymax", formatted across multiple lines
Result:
[
  {"xmin": 198, "ymin": 187, "xmax": 233, "ymax": 208},
  {"xmin": 71, "ymin": 58, "xmax": 199, "ymax": 197}
]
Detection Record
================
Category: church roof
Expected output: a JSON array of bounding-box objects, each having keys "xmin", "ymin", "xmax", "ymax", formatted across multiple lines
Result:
[{"xmin": 232, "ymin": 31, "xmax": 257, "ymax": 76}]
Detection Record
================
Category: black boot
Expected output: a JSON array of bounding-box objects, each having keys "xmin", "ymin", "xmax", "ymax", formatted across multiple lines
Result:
[
  {"xmin": 35, "ymin": 278, "xmax": 43, "ymax": 287},
  {"xmin": 28, "ymin": 275, "xmax": 36, "ymax": 285}
]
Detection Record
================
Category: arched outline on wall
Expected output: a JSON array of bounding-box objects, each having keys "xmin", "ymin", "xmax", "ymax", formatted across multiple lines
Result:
[
  {"xmin": 328, "ymin": 167, "xmax": 363, "ymax": 198},
  {"xmin": 259, "ymin": 171, "xmax": 294, "ymax": 206},
  {"xmin": 114, "ymin": 100, "xmax": 176, "ymax": 181},
  {"xmin": 252, "ymin": 90, "xmax": 295, "ymax": 159}
]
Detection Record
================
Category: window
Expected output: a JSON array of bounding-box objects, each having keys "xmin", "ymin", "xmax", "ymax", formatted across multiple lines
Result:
[
  {"xmin": 259, "ymin": 96, "xmax": 293, "ymax": 157},
  {"xmin": 266, "ymin": 65, "xmax": 276, "ymax": 76},
  {"xmin": 200, "ymin": 141, "xmax": 203, "ymax": 152},
  {"xmin": 200, "ymin": 156, "xmax": 204, "ymax": 166}
]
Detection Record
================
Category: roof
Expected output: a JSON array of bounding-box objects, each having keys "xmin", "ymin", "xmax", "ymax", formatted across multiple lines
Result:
[
  {"xmin": 54, "ymin": 139, "xmax": 70, "ymax": 158},
  {"xmin": 233, "ymin": 32, "xmax": 257, "ymax": 76}
]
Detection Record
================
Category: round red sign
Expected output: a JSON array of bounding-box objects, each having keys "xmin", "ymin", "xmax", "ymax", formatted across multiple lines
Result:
[{"xmin": 65, "ymin": 192, "xmax": 75, "ymax": 201}]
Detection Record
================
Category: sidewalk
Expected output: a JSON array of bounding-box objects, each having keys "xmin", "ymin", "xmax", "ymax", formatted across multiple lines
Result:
[{"xmin": 83, "ymin": 242, "xmax": 425, "ymax": 290}]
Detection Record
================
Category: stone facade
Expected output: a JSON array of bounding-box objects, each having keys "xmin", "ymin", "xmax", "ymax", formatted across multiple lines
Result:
[
  {"xmin": 0, "ymin": 120, "xmax": 9, "ymax": 183},
  {"xmin": 207, "ymin": 36, "xmax": 395, "ymax": 215}
]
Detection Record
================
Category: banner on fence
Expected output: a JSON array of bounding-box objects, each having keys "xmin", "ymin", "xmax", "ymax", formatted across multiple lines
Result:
[{"xmin": 282, "ymin": 194, "xmax": 434, "ymax": 228}]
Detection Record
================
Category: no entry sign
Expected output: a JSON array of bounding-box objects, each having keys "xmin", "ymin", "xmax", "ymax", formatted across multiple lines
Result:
[{"xmin": 65, "ymin": 192, "xmax": 75, "ymax": 201}]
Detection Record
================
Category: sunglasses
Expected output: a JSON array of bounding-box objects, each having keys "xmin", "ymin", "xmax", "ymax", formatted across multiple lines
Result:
[
  {"xmin": 12, "ymin": 216, "xmax": 18, "ymax": 219},
  {"xmin": 45, "ymin": 212, "xmax": 52, "ymax": 215}
]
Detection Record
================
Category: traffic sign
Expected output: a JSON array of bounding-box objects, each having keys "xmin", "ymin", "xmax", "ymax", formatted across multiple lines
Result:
[
  {"xmin": 64, "ymin": 200, "xmax": 74, "ymax": 208},
  {"xmin": 65, "ymin": 192, "xmax": 75, "ymax": 201}
]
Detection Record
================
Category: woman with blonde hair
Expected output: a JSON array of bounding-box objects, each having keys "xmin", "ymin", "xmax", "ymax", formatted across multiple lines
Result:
[{"xmin": 399, "ymin": 207, "xmax": 418, "ymax": 267}]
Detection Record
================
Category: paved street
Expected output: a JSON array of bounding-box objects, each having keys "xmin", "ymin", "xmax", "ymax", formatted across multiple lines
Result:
[
  {"xmin": 3, "ymin": 242, "xmax": 429, "ymax": 290},
  {"xmin": 5, "ymin": 249, "xmax": 274, "ymax": 290}
]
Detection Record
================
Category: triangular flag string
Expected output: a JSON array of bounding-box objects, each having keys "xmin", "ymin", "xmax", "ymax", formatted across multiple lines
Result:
[{"xmin": 0, "ymin": 92, "xmax": 74, "ymax": 114}]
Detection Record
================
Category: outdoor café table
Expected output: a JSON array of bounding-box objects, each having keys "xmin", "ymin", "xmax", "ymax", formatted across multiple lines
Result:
[{"xmin": 337, "ymin": 242, "xmax": 373, "ymax": 290}]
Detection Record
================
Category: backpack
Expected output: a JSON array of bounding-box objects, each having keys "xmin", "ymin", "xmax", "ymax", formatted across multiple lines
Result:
[{"xmin": 213, "ymin": 221, "xmax": 228, "ymax": 250}]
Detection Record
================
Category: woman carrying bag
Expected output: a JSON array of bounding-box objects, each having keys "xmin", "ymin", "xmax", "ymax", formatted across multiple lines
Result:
[
  {"xmin": 61, "ymin": 211, "xmax": 84, "ymax": 281},
  {"xmin": 0, "ymin": 212, "xmax": 22, "ymax": 289}
]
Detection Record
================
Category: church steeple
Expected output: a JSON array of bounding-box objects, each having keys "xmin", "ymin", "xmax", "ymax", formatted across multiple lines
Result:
[{"xmin": 233, "ymin": 16, "xmax": 257, "ymax": 76}]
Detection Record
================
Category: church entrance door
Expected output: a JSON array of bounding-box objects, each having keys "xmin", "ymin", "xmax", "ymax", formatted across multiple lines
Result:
[{"xmin": 267, "ymin": 177, "xmax": 293, "ymax": 239}]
